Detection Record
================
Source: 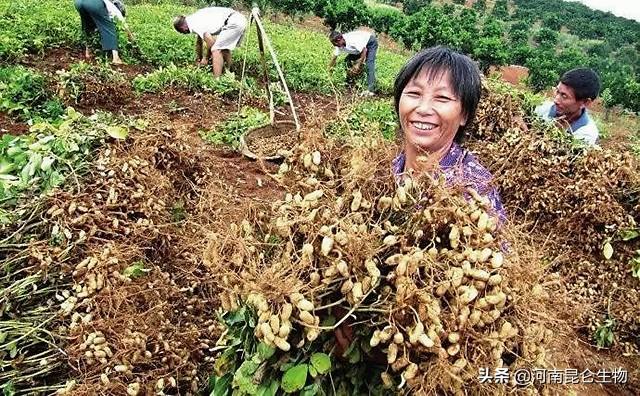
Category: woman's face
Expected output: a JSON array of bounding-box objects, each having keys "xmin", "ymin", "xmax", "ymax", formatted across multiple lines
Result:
[{"xmin": 398, "ymin": 69, "xmax": 466, "ymax": 157}]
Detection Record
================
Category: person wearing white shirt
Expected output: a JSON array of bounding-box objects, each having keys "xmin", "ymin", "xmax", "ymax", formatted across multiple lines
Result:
[
  {"xmin": 328, "ymin": 30, "xmax": 378, "ymax": 96},
  {"xmin": 173, "ymin": 7, "xmax": 247, "ymax": 77},
  {"xmin": 74, "ymin": 0, "xmax": 133, "ymax": 64},
  {"xmin": 534, "ymin": 68, "xmax": 601, "ymax": 146}
]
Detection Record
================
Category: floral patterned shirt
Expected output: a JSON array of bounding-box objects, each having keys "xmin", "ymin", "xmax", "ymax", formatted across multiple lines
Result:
[{"xmin": 391, "ymin": 143, "xmax": 506, "ymax": 224}]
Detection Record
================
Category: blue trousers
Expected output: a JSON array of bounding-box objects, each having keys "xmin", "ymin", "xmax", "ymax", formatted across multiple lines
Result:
[
  {"xmin": 75, "ymin": 0, "xmax": 118, "ymax": 51},
  {"xmin": 345, "ymin": 34, "xmax": 378, "ymax": 92}
]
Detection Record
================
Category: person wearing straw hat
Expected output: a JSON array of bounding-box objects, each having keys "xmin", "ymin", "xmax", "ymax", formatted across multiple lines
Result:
[
  {"xmin": 328, "ymin": 29, "xmax": 378, "ymax": 97},
  {"xmin": 173, "ymin": 7, "xmax": 247, "ymax": 77},
  {"xmin": 74, "ymin": 0, "xmax": 133, "ymax": 64}
]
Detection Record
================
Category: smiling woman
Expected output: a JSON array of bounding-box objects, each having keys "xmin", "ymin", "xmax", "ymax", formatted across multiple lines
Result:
[{"xmin": 391, "ymin": 46, "xmax": 506, "ymax": 223}]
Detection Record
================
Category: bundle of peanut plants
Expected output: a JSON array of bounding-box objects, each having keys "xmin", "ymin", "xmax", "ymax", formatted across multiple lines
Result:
[{"xmin": 205, "ymin": 136, "xmax": 554, "ymax": 395}]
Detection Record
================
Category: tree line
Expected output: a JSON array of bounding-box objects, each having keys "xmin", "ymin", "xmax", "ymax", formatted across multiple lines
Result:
[{"xmin": 202, "ymin": 0, "xmax": 639, "ymax": 112}]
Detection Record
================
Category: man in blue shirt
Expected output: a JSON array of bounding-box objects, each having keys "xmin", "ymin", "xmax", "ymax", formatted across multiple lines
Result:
[{"xmin": 535, "ymin": 68, "xmax": 601, "ymax": 146}]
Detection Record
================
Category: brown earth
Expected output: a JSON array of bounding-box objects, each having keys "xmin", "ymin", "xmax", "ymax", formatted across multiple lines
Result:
[
  {"xmin": 489, "ymin": 65, "xmax": 530, "ymax": 87},
  {"xmin": 0, "ymin": 112, "xmax": 29, "ymax": 135}
]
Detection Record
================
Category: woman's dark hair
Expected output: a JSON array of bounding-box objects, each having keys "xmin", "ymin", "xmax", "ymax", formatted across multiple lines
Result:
[
  {"xmin": 560, "ymin": 68, "xmax": 600, "ymax": 101},
  {"xmin": 393, "ymin": 46, "xmax": 481, "ymax": 143}
]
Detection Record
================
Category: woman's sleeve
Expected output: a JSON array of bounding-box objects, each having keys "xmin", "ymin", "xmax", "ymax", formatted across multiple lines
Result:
[{"xmin": 487, "ymin": 185, "xmax": 507, "ymax": 225}]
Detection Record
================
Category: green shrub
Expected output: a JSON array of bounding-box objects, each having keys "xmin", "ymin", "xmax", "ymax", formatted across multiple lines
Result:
[
  {"xmin": 0, "ymin": 0, "xmax": 82, "ymax": 60},
  {"xmin": 0, "ymin": 108, "xmax": 132, "ymax": 203},
  {"xmin": 402, "ymin": 0, "xmax": 432, "ymax": 15},
  {"xmin": 326, "ymin": 98, "xmax": 397, "ymax": 139},
  {"xmin": 132, "ymin": 64, "xmax": 255, "ymax": 95},
  {"xmin": 322, "ymin": 0, "xmax": 370, "ymax": 31},
  {"xmin": 201, "ymin": 106, "xmax": 269, "ymax": 147},
  {"xmin": 368, "ymin": 6, "xmax": 405, "ymax": 34},
  {"xmin": 0, "ymin": 66, "xmax": 63, "ymax": 121}
]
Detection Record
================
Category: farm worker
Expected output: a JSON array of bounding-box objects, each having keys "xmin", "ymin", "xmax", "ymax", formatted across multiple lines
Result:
[
  {"xmin": 328, "ymin": 30, "xmax": 378, "ymax": 96},
  {"xmin": 534, "ymin": 68, "xmax": 601, "ymax": 146},
  {"xmin": 74, "ymin": 0, "xmax": 133, "ymax": 65},
  {"xmin": 172, "ymin": 7, "xmax": 248, "ymax": 77},
  {"xmin": 391, "ymin": 46, "xmax": 506, "ymax": 224},
  {"xmin": 335, "ymin": 47, "xmax": 506, "ymax": 354}
]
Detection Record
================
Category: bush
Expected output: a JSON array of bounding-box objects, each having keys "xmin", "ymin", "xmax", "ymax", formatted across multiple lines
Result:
[
  {"xmin": 402, "ymin": 0, "xmax": 431, "ymax": 15},
  {"xmin": 270, "ymin": 0, "xmax": 317, "ymax": 17},
  {"xmin": 57, "ymin": 62, "xmax": 130, "ymax": 105},
  {"xmin": 201, "ymin": 106, "xmax": 269, "ymax": 147},
  {"xmin": 322, "ymin": 0, "xmax": 370, "ymax": 31},
  {"xmin": 132, "ymin": 64, "xmax": 258, "ymax": 98},
  {"xmin": 368, "ymin": 7, "xmax": 405, "ymax": 34},
  {"xmin": 0, "ymin": 66, "xmax": 63, "ymax": 120},
  {"xmin": 325, "ymin": 98, "xmax": 397, "ymax": 139},
  {"xmin": 0, "ymin": 0, "xmax": 81, "ymax": 60}
]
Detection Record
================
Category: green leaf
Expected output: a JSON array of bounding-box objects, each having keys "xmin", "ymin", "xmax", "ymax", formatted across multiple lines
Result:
[
  {"xmin": 66, "ymin": 107, "xmax": 81, "ymax": 120},
  {"xmin": 233, "ymin": 371, "xmax": 258, "ymax": 394},
  {"xmin": 233, "ymin": 361, "xmax": 260, "ymax": 394},
  {"xmin": 300, "ymin": 383, "xmax": 319, "ymax": 396},
  {"xmin": 40, "ymin": 156, "xmax": 55, "ymax": 171},
  {"xmin": 280, "ymin": 361, "xmax": 295, "ymax": 372},
  {"xmin": 6, "ymin": 146, "xmax": 22, "ymax": 157},
  {"xmin": 308, "ymin": 365, "xmax": 318, "ymax": 378},
  {"xmin": 132, "ymin": 118, "xmax": 148, "ymax": 131},
  {"xmin": 8, "ymin": 342, "xmax": 17, "ymax": 359},
  {"xmin": 48, "ymin": 171, "xmax": 65, "ymax": 187},
  {"xmin": 122, "ymin": 261, "xmax": 148, "ymax": 278},
  {"xmin": 238, "ymin": 360, "xmax": 259, "ymax": 376},
  {"xmin": 105, "ymin": 125, "xmax": 129, "ymax": 140},
  {"xmin": 256, "ymin": 380, "xmax": 279, "ymax": 396},
  {"xmin": 630, "ymin": 255, "xmax": 640, "ymax": 278},
  {"xmin": 309, "ymin": 353, "xmax": 331, "ymax": 374},
  {"xmin": 619, "ymin": 228, "xmax": 640, "ymax": 241},
  {"xmin": 213, "ymin": 348, "xmax": 236, "ymax": 376},
  {"xmin": 346, "ymin": 345, "xmax": 361, "ymax": 363},
  {"xmin": 224, "ymin": 307, "xmax": 247, "ymax": 325},
  {"xmin": 256, "ymin": 342, "xmax": 276, "ymax": 362},
  {"xmin": 0, "ymin": 161, "xmax": 14, "ymax": 174},
  {"xmin": 2, "ymin": 381, "xmax": 15, "ymax": 396},
  {"xmin": 209, "ymin": 373, "xmax": 231, "ymax": 396},
  {"xmin": 281, "ymin": 364, "xmax": 308, "ymax": 393}
]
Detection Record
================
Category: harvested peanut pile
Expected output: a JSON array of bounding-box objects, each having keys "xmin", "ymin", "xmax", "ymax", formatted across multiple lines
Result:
[
  {"xmin": 10, "ymin": 123, "xmax": 228, "ymax": 395},
  {"xmin": 56, "ymin": 62, "xmax": 132, "ymax": 108},
  {"xmin": 466, "ymin": 78, "xmax": 640, "ymax": 357},
  {"xmin": 205, "ymin": 135, "xmax": 558, "ymax": 395}
]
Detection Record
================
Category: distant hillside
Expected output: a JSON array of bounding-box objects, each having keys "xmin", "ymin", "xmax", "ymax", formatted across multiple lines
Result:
[{"xmin": 338, "ymin": 0, "xmax": 640, "ymax": 111}]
